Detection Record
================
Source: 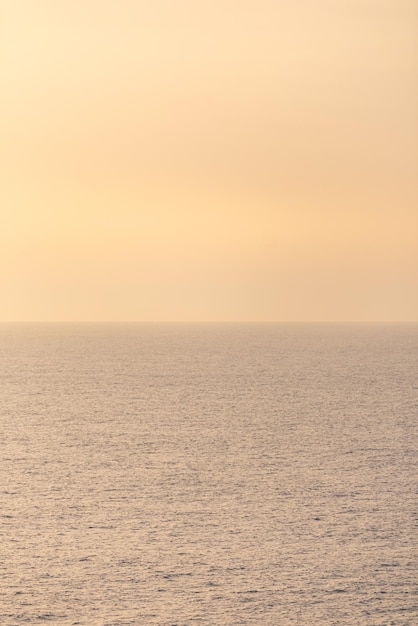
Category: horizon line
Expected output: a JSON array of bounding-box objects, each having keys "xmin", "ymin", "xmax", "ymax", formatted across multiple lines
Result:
[{"xmin": 0, "ymin": 320, "xmax": 416, "ymax": 325}]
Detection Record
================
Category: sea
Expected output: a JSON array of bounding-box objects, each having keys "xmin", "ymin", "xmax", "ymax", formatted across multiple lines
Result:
[{"xmin": 0, "ymin": 323, "xmax": 417, "ymax": 625}]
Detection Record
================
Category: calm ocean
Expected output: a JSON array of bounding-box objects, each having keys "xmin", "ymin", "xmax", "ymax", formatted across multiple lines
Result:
[{"xmin": 0, "ymin": 323, "xmax": 417, "ymax": 625}]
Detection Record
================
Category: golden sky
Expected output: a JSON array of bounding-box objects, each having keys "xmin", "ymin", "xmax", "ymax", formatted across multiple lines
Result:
[{"xmin": 1, "ymin": 0, "xmax": 417, "ymax": 322}]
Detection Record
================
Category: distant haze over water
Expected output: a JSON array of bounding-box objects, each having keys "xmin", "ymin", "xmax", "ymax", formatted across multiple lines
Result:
[{"xmin": 0, "ymin": 323, "xmax": 417, "ymax": 624}]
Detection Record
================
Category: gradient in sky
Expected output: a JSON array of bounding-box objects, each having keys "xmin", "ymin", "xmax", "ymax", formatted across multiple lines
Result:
[{"xmin": 1, "ymin": 0, "xmax": 417, "ymax": 321}]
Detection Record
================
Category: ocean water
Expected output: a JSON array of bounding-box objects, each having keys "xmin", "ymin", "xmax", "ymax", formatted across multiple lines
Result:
[{"xmin": 0, "ymin": 323, "xmax": 417, "ymax": 626}]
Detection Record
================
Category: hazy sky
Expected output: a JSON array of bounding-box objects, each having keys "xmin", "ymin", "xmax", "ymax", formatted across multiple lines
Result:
[{"xmin": 1, "ymin": 0, "xmax": 417, "ymax": 322}]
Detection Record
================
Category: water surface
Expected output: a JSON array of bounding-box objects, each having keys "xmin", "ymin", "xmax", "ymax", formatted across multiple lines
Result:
[{"xmin": 0, "ymin": 324, "xmax": 417, "ymax": 624}]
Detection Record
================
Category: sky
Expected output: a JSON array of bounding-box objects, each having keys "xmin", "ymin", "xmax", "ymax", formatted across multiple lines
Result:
[{"xmin": 1, "ymin": 0, "xmax": 417, "ymax": 322}]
